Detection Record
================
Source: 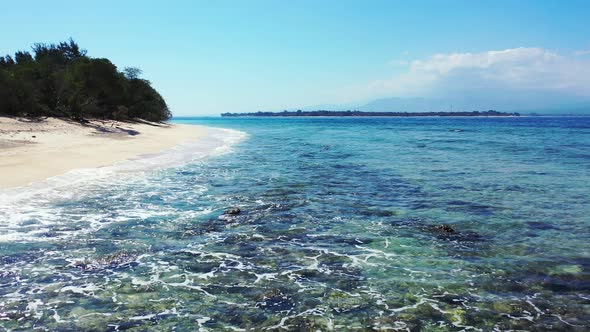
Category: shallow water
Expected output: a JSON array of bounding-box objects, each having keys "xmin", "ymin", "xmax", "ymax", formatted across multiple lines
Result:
[{"xmin": 1, "ymin": 117, "xmax": 589, "ymax": 331}]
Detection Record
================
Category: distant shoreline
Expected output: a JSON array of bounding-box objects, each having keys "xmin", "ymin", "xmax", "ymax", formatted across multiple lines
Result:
[
  {"xmin": 217, "ymin": 115, "xmax": 522, "ymax": 118},
  {"xmin": 221, "ymin": 110, "xmax": 520, "ymax": 117}
]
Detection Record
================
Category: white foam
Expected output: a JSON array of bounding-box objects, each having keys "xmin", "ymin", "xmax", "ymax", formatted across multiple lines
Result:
[
  {"xmin": 0, "ymin": 126, "xmax": 246, "ymax": 203},
  {"xmin": 0, "ymin": 126, "xmax": 247, "ymax": 243}
]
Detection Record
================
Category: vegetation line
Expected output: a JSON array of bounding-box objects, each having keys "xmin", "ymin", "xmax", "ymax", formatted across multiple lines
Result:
[{"xmin": 0, "ymin": 39, "xmax": 171, "ymax": 122}]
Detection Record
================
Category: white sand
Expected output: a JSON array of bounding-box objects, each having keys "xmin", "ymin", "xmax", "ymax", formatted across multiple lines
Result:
[{"xmin": 0, "ymin": 117, "xmax": 206, "ymax": 189}]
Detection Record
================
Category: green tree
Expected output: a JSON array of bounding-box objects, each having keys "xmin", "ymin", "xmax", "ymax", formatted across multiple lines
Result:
[{"xmin": 0, "ymin": 39, "xmax": 171, "ymax": 121}]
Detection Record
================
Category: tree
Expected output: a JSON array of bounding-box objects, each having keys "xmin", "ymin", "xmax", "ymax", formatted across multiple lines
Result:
[
  {"xmin": 0, "ymin": 39, "xmax": 171, "ymax": 121},
  {"xmin": 127, "ymin": 78, "xmax": 171, "ymax": 121},
  {"xmin": 1, "ymin": 55, "xmax": 15, "ymax": 67},
  {"xmin": 14, "ymin": 51, "xmax": 33, "ymax": 65},
  {"xmin": 123, "ymin": 67, "xmax": 142, "ymax": 80}
]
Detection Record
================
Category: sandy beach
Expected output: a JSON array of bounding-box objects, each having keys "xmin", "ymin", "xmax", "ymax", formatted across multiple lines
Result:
[{"xmin": 0, "ymin": 117, "xmax": 206, "ymax": 189}]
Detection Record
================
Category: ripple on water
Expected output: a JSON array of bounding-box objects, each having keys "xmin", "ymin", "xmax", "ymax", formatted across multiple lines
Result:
[{"xmin": 1, "ymin": 117, "xmax": 590, "ymax": 330}]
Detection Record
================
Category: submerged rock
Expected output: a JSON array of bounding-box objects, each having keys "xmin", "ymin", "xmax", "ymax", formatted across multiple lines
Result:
[
  {"xmin": 73, "ymin": 252, "xmax": 138, "ymax": 271},
  {"xmin": 432, "ymin": 225, "xmax": 487, "ymax": 245},
  {"xmin": 435, "ymin": 224, "xmax": 455, "ymax": 233},
  {"xmin": 224, "ymin": 207, "xmax": 241, "ymax": 215},
  {"xmin": 255, "ymin": 288, "xmax": 295, "ymax": 312},
  {"xmin": 217, "ymin": 207, "xmax": 243, "ymax": 224},
  {"xmin": 182, "ymin": 220, "xmax": 223, "ymax": 236},
  {"xmin": 218, "ymin": 214, "xmax": 237, "ymax": 222},
  {"xmin": 527, "ymin": 221, "xmax": 559, "ymax": 230},
  {"xmin": 548, "ymin": 264, "xmax": 583, "ymax": 276}
]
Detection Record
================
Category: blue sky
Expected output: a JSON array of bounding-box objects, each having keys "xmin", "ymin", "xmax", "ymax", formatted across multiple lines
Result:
[{"xmin": 2, "ymin": 0, "xmax": 590, "ymax": 115}]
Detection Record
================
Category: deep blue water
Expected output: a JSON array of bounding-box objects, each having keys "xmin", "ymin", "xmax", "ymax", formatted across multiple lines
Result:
[{"xmin": 1, "ymin": 116, "xmax": 589, "ymax": 331}]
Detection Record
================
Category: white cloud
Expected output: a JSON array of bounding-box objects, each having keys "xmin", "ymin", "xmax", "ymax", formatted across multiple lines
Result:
[{"xmin": 369, "ymin": 47, "xmax": 590, "ymax": 99}]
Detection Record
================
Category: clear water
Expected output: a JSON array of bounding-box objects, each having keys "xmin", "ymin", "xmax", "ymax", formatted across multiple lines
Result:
[{"xmin": 1, "ymin": 117, "xmax": 589, "ymax": 331}]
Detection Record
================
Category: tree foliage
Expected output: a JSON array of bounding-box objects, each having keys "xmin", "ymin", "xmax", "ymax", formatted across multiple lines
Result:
[{"xmin": 0, "ymin": 39, "xmax": 171, "ymax": 121}]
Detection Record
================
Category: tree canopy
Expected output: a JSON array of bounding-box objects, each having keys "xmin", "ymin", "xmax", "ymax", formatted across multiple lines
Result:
[{"xmin": 0, "ymin": 39, "xmax": 171, "ymax": 122}]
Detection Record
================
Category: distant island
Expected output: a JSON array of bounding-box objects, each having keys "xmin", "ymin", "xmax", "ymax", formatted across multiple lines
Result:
[
  {"xmin": 0, "ymin": 39, "xmax": 171, "ymax": 122},
  {"xmin": 221, "ymin": 110, "xmax": 520, "ymax": 117}
]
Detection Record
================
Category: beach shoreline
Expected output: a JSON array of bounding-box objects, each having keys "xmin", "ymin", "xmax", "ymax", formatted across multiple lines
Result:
[{"xmin": 0, "ymin": 117, "xmax": 209, "ymax": 189}]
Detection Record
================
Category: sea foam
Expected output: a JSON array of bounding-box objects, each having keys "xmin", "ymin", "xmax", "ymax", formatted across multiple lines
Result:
[{"xmin": 0, "ymin": 126, "xmax": 247, "ymax": 242}]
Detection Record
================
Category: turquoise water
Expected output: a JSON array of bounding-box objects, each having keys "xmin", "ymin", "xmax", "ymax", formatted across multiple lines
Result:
[{"xmin": 1, "ymin": 117, "xmax": 589, "ymax": 331}]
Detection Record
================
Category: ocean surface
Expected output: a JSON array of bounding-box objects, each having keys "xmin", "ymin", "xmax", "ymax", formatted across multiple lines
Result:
[{"xmin": 1, "ymin": 116, "xmax": 589, "ymax": 331}]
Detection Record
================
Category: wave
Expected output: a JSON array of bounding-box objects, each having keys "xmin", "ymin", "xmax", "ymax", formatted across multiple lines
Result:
[{"xmin": 0, "ymin": 126, "xmax": 247, "ymax": 241}]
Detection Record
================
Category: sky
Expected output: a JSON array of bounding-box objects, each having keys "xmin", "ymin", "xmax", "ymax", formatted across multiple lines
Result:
[{"xmin": 2, "ymin": 0, "xmax": 590, "ymax": 115}]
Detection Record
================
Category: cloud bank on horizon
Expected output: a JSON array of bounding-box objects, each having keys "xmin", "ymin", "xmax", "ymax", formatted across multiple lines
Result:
[{"xmin": 351, "ymin": 47, "xmax": 590, "ymax": 112}]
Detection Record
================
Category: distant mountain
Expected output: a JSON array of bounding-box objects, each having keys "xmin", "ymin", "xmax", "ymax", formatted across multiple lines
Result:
[
  {"xmin": 277, "ymin": 95, "xmax": 590, "ymax": 116},
  {"xmin": 361, "ymin": 97, "xmax": 452, "ymax": 112}
]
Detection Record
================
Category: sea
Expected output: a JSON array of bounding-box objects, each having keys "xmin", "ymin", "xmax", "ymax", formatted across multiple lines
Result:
[{"xmin": 0, "ymin": 116, "xmax": 589, "ymax": 331}]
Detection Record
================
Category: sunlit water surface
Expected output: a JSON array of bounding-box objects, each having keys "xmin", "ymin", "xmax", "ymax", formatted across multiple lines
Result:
[{"xmin": 1, "ymin": 117, "xmax": 589, "ymax": 331}]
